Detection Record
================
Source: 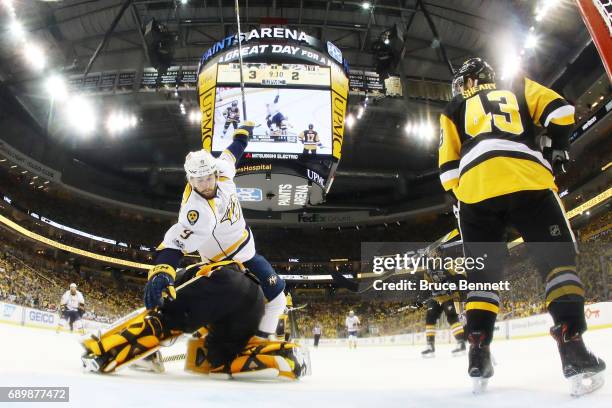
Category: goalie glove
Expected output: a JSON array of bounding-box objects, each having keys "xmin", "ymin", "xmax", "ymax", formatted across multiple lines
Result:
[{"xmin": 144, "ymin": 264, "xmax": 177, "ymax": 310}]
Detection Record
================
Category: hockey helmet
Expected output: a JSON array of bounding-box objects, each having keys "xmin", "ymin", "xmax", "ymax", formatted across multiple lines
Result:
[
  {"xmin": 451, "ymin": 57, "xmax": 495, "ymax": 96},
  {"xmin": 232, "ymin": 100, "xmax": 238, "ymax": 107},
  {"xmin": 308, "ymin": 124, "xmax": 314, "ymax": 130},
  {"xmin": 70, "ymin": 283, "xmax": 77, "ymax": 288},
  {"xmin": 184, "ymin": 150, "xmax": 217, "ymax": 179}
]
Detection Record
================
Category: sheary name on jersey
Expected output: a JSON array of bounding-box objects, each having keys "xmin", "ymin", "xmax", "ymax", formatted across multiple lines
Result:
[{"xmin": 160, "ymin": 150, "xmax": 255, "ymax": 263}]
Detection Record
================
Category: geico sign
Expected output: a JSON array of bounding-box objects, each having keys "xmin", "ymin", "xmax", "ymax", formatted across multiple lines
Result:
[{"xmin": 29, "ymin": 310, "xmax": 55, "ymax": 324}]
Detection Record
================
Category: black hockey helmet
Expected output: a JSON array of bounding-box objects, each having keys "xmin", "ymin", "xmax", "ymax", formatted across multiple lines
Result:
[
  {"xmin": 451, "ymin": 57, "xmax": 495, "ymax": 96},
  {"xmin": 308, "ymin": 124, "xmax": 314, "ymax": 130}
]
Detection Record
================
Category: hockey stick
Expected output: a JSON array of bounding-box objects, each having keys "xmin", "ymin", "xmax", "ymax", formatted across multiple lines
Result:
[
  {"xmin": 234, "ymin": 0, "xmax": 247, "ymax": 120},
  {"xmin": 330, "ymin": 233, "xmax": 455, "ymax": 294}
]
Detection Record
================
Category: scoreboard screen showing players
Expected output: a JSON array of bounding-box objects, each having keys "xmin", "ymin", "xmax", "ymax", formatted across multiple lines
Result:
[{"xmin": 212, "ymin": 83, "xmax": 332, "ymax": 155}]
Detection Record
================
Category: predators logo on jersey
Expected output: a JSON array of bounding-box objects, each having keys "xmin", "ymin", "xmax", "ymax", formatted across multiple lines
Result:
[
  {"xmin": 187, "ymin": 210, "xmax": 199, "ymax": 225},
  {"xmin": 220, "ymin": 195, "xmax": 241, "ymax": 225}
]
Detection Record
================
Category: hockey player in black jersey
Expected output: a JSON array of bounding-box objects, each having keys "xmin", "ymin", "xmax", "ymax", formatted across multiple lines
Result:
[
  {"xmin": 299, "ymin": 124, "xmax": 320, "ymax": 155},
  {"xmin": 420, "ymin": 250, "xmax": 466, "ymax": 358},
  {"xmin": 439, "ymin": 57, "xmax": 605, "ymax": 395},
  {"xmin": 80, "ymin": 261, "xmax": 310, "ymax": 380},
  {"xmin": 222, "ymin": 101, "xmax": 240, "ymax": 136}
]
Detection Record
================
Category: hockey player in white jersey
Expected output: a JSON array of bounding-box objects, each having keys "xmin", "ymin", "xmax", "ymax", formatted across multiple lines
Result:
[
  {"xmin": 265, "ymin": 94, "xmax": 289, "ymax": 136},
  {"xmin": 56, "ymin": 283, "xmax": 85, "ymax": 333},
  {"xmin": 144, "ymin": 122, "xmax": 287, "ymax": 339},
  {"xmin": 345, "ymin": 310, "xmax": 360, "ymax": 349}
]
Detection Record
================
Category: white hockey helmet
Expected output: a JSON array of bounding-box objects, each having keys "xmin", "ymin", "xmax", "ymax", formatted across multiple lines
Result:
[
  {"xmin": 184, "ymin": 149, "xmax": 217, "ymax": 179},
  {"xmin": 70, "ymin": 283, "xmax": 77, "ymax": 289},
  {"xmin": 349, "ymin": 310, "xmax": 354, "ymax": 316}
]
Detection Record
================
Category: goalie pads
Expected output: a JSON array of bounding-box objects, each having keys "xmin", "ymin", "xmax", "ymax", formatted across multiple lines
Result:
[
  {"xmin": 80, "ymin": 308, "xmax": 180, "ymax": 373},
  {"xmin": 185, "ymin": 336, "xmax": 311, "ymax": 380}
]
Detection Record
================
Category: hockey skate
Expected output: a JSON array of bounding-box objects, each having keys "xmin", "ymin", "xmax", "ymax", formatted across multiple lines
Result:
[
  {"xmin": 129, "ymin": 350, "xmax": 165, "ymax": 373},
  {"xmin": 451, "ymin": 340, "xmax": 466, "ymax": 356},
  {"xmin": 467, "ymin": 332, "xmax": 493, "ymax": 394},
  {"xmin": 550, "ymin": 323, "xmax": 606, "ymax": 397},
  {"xmin": 421, "ymin": 343, "xmax": 435, "ymax": 358}
]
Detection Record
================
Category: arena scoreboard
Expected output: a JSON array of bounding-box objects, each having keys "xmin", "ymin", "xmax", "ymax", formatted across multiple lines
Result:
[{"xmin": 197, "ymin": 28, "xmax": 350, "ymax": 211}]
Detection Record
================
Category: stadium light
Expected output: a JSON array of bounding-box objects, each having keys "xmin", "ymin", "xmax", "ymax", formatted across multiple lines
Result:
[
  {"xmin": 23, "ymin": 43, "xmax": 46, "ymax": 71},
  {"xmin": 421, "ymin": 122, "xmax": 435, "ymax": 140},
  {"xmin": 534, "ymin": 0, "xmax": 557, "ymax": 22},
  {"xmin": 8, "ymin": 20, "xmax": 25, "ymax": 41},
  {"xmin": 500, "ymin": 54, "xmax": 521, "ymax": 81},
  {"xmin": 525, "ymin": 33, "xmax": 537, "ymax": 49},
  {"xmin": 66, "ymin": 96, "xmax": 96, "ymax": 135},
  {"xmin": 345, "ymin": 114, "xmax": 355, "ymax": 129},
  {"xmin": 45, "ymin": 75, "xmax": 68, "ymax": 101},
  {"xmin": 106, "ymin": 112, "xmax": 137, "ymax": 134},
  {"xmin": 189, "ymin": 110, "xmax": 201, "ymax": 123},
  {"xmin": 404, "ymin": 122, "xmax": 413, "ymax": 134},
  {"xmin": 362, "ymin": 2, "xmax": 371, "ymax": 10}
]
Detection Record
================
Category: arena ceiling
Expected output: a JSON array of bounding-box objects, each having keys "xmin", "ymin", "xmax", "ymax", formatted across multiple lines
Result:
[{"xmin": 0, "ymin": 0, "xmax": 603, "ymax": 211}]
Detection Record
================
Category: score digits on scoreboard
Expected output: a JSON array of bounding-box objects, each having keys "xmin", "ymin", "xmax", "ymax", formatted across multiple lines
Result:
[{"xmin": 217, "ymin": 63, "xmax": 331, "ymax": 87}]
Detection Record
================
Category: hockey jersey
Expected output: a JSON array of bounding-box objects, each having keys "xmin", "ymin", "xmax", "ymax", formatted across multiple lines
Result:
[
  {"xmin": 345, "ymin": 316, "xmax": 360, "ymax": 332},
  {"xmin": 439, "ymin": 77, "xmax": 575, "ymax": 204},
  {"xmin": 161, "ymin": 150, "xmax": 255, "ymax": 263},
  {"xmin": 61, "ymin": 290, "xmax": 85, "ymax": 311},
  {"xmin": 224, "ymin": 106, "xmax": 240, "ymax": 122},
  {"xmin": 299, "ymin": 130, "xmax": 319, "ymax": 150}
]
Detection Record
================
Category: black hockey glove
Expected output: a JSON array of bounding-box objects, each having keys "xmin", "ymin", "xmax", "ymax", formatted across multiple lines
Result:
[
  {"xmin": 144, "ymin": 264, "xmax": 177, "ymax": 310},
  {"xmin": 543, "ymin": 147, "xmax": 570, "ymax": 175}
]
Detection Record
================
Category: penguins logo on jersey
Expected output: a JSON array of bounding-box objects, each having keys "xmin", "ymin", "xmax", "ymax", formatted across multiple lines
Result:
[
  {"xmin": 220, "ymin": 195, "xmax": 241, "ymax": 225},
  {"xmin": 187, "ymin": 210, "xmax": 199, "ymax": 225}
]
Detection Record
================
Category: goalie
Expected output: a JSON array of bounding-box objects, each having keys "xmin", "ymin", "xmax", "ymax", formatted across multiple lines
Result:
[{"xmin": 80, "ymin": 261, "xmax": 310, "ymax": 380}]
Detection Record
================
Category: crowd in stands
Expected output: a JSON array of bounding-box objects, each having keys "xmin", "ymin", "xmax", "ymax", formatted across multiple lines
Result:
[{"xmin": 0, "ymin": 246, "xmax": 142, "ymax": 323}]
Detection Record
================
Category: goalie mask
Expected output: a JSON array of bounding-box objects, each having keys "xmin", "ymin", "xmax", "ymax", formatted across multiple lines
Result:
[
  {"xmin": 451, "ymin": 57, "xmax": 495, "ymax": 97},
  {"xmin": 184, "ymin": 150, "xmax": 218, "ymax": 198}
]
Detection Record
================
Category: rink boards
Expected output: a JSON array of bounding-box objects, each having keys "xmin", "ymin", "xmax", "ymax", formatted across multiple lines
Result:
[
  {"xmin": 1, "ymin": 300, "xmax": 611, "ymax": 344},
  {"xmin": 297, "ymin": 302, "xmax": 612, "ymax": 347},
  {"xmin": 0, "ymin": 301, "xmax": 107, "ymax": 332}
]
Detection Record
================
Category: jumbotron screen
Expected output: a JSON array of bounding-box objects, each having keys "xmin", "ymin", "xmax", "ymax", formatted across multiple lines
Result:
[{"xmin": 211, "ymin": 63, "xmax": 333, "ymax": 156}]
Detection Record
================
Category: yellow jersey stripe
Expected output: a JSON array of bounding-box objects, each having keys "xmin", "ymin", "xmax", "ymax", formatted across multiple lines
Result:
[
  {"xmin": 210, "ymin": 229, "xmax": 249, "ymax": 262},
  {"xmin": 545, "ymin": 285, "xmax": 585, "ymax": 306},
  {"xmin": 465, "ymin": 301, "xmax": 500, "ymax": 314}
]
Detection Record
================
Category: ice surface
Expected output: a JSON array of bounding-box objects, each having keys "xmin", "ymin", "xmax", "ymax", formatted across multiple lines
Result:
[{"xmin": 0, "ymin": 324, "xmax": 610, "ymax": 408}]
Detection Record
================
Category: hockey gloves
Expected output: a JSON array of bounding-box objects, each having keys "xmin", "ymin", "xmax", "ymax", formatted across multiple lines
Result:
[
  {"xmin": 543, "ymin": 147, "xmax": 570, "ymax": 175},
  {"xmin": 144, "ymin": 264, "xmax": 177, "ymax": 310},
  {"xmin": 233, "ymin": 121, "xmax": 256, "ymax": 141}
]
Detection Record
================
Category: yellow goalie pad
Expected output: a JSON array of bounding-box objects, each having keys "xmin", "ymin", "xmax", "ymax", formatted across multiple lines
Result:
[
  {"xmin": 185, "ymin": 336, "xmax": 311, "ymax": 380},
  {"xmin": 81, "ymin": 308, "xmax": 181, "ymax": 373}
]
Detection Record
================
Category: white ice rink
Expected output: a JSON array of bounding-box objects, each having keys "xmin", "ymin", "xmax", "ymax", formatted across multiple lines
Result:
[{"xmin": 0, "ymin": 324, "xmax": 610, "ymax": 408}]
